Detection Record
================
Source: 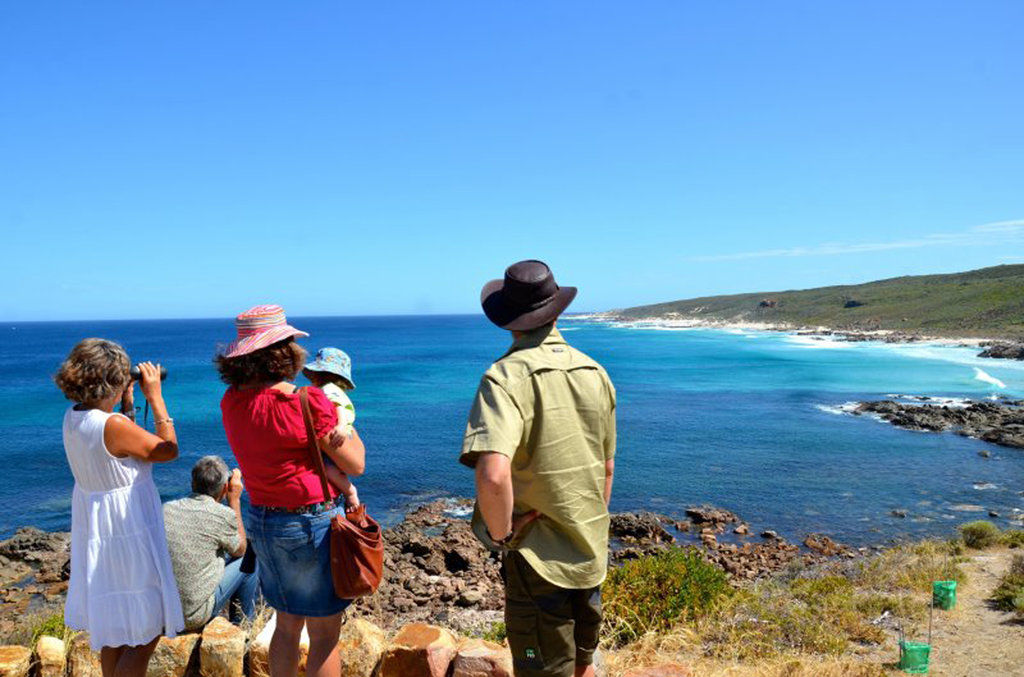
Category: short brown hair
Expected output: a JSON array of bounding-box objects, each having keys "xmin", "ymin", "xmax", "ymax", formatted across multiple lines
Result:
[
  {"xmin": 215, "ymin": 338, "xmax": 307, "ymax": 387},
  {"xmin": 54, "ymin": 338, "xmax": 131, "ymax": 407}
]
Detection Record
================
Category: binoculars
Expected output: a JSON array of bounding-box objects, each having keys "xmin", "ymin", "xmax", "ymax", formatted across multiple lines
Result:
[{"xmin": 129, "ymin": 365, "xmax": 168, "ymax": 381}]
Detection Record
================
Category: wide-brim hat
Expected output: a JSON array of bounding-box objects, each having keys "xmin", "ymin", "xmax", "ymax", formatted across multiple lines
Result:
[
  {"xmin": 305, "ymin": 347, "xmax": 355, "ymax": 388},
  {"xmin": 481, "ymin": 260, "xmax": 577, "ymax": 331},
  {"xmin": 222, "ymin": 304, "xmax": 308, "ymax": 358}
]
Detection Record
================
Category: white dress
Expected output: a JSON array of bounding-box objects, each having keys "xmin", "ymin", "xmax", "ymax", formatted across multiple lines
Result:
[{"xmin": 63, "ymin": 406, "xmax": 184, "ymax": 650}]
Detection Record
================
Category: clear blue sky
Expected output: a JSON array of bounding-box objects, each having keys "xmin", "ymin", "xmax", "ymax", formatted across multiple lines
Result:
[{"xmin": 2, "ymin": 2, "xmax": 1022, "ymax": 321}]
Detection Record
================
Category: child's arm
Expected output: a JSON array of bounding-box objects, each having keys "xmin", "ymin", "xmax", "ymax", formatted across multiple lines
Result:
[{"xmin": 325, "ymin": 462, "xmax": 360, "ymax": 509}]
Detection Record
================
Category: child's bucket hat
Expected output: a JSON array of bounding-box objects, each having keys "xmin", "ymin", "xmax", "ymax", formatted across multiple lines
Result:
[
  {"xmin": 305, "ymin": 347, "xmax": 355, "ymax": 388},
  {"xmin": 222, "ymin": 304, "xmax": 308, "ymax": 358}
]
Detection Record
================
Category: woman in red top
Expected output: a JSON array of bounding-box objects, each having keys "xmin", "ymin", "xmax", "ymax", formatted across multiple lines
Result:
[{"xmin": 217, "ymin": 305, "xmax": 365, "ymax": 677}]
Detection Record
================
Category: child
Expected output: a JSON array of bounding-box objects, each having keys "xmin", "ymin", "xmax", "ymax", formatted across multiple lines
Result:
[{"xmin": 303, "ymin": 347, "xmax": 360, "ymax": 509}]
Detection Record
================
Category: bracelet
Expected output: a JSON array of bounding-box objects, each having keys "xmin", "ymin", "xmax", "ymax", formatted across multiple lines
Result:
[{"xmin": 154, "ymin": 417, "xmax": 174, "ymax": 425}]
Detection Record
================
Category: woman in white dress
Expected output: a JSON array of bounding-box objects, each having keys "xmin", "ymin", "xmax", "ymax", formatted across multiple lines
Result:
[{"xmin": 56, "ymin": 339, "xmax": 184, "ymax": 677}]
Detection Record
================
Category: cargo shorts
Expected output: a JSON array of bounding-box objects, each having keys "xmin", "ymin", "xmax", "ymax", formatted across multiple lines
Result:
[{"xmin": 502, "ymin": 551, "xmax": 603, "ymax": 677}]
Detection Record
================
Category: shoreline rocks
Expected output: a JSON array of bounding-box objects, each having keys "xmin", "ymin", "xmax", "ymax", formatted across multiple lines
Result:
[{"xmin": 855, "ymin": 399, "xmax": 1024, "ymax": 449}]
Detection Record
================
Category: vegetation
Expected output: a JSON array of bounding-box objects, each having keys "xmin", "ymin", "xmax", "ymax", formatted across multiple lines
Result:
[
  {"xmin": 602, "ymin": 547, "xmax": 732, "ymax": 646},
  {"xmin": 959, "ymin": 521, "xmax": 1002, "ymax": 549},
  {"xmin": 602, "ymin": 538, "xmax": 964, "ymax": 668},
  {"xmin": 0, "ymin": 610, "xmax": 74, "ymax": 647},
  {"xmin": 480, "ymin": 621, "xmax": 507, "ymax": 644},
  {"xmin": 614, "ymin": 264, "xmax": 1024, "ymax": 338},
  {"xmin": 990, "ymin": 554, "xmax": 1024, "ymax": 617}
]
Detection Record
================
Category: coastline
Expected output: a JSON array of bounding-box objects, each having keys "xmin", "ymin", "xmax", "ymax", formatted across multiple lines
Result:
[{"xmin": 573, "ymin": 311, "xmax": 997, "ymax": 349}]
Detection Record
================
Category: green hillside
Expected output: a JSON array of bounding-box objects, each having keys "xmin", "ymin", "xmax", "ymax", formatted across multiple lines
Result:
[{"xmin": 614, "ymin": 264, "xmax": 1024, "ymax": 338}]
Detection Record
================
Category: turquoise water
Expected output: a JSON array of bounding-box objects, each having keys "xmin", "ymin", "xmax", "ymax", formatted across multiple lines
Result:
[{"xmin": 2, "ymin": 315, "xmax": 1022, "ymax": 544}]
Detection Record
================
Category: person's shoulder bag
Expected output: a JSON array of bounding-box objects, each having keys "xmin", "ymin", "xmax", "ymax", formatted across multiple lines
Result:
[{"xmin": 298, "ymin": 387, "xmax": 384, "ymax": 598}]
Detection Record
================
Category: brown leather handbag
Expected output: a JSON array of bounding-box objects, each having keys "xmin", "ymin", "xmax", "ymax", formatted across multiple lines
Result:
[{"xmin": 299, "ymin": 387, "xmax": 384, "ymax": 598}]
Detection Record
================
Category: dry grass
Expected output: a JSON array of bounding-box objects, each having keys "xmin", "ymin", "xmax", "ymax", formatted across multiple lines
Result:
[
  {"xmin": 604, "ymin": 651, "xmax": 889, "ymax": 676},
  {"xmin": 238, "ymin": 600, "xmax": 274, "ymax": 644}
]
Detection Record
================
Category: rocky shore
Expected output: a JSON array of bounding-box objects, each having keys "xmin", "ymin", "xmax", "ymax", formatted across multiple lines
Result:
[
  {"xmin": 0, "ymin": 498, "xmax": 869, "ymax": 641},
  {"xmin": 855, "ymin": 398, "xmax": 1024, "ymax": 449}
]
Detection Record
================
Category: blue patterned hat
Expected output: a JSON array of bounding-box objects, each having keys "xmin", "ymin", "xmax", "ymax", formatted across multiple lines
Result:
[{"xmin": 305, "ymin": 347, "xmax": 355, "ymax": 388}]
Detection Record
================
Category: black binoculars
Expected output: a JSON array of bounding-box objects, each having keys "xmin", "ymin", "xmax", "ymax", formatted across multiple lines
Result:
[{"xmin": 129, "ymin": 365, "xmax": 168, "ymax": 381}]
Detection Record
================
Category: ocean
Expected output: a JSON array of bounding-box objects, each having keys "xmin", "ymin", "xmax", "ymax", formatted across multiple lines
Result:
[{"xmin": 2, "ymin": 315, "xmax": 1023, "ymax": 545}]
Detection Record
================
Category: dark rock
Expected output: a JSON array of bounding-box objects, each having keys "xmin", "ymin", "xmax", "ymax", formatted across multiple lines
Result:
[
  {"xmin": 978, "ymin": 449, "xmax": 992, "ymax": 458},
  {"xmin": 761, "ymin": 530, "xmax": 778, "ymax": 540},
  {"xmin": 609, "ymin": 512, "xmax": 674, "ymax": 544},
  {"xmin": 855, "ymin": 399, "xmax": 1024, "ymax": 449},
  {"xmin": 843, "ymin": 299, "xmax": 864, "ymax": 308},
  {"xmin": 891, "ymin": 509, "xmax": 908, "ymax": 518},
  {"xmin": 978, "ymin": 343, "xmax": 1024, "ymax": 360}
]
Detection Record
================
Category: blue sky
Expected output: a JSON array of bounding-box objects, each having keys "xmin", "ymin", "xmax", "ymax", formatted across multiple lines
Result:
[{"xmin": 2, "ymin": 2, "xmax": 1022, "ymax": 321}]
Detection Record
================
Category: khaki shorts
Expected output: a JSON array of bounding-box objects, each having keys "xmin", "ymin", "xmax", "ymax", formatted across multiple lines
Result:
[{"xmin": 502, "ymin": 551, "xmax": 602, "ymax": 677}]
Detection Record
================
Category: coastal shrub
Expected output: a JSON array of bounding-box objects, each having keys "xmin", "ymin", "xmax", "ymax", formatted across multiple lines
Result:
[
  {"xmin": 602, "ymin": 547, "xmax": 732, "ymax": 646},
  {"xmin": 959, "ymin": 521, "xmax": 1001, "ymax": 549},
  {"xmin": 1001, "ymin": 529, "xmax": 1024, "ymax": 549},
  {"xmin": 480, "ymin": 621, "xmax": 507, "ymax": 643},
  {"xmin": 854, "ymin": 540, "xmax": 965, "ymax": 592},
  {"xmin": 990, "ymin": 554, "xmax": 1024, "ymax": 616},
  {"xmin": 0, "ymin": 610, "xmax": 72, "ymax": 646}
]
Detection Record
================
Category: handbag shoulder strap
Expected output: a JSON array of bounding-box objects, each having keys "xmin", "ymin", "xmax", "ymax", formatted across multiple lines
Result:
[{"xmin": 298, "ymin": 386, "xmax": 334, "ymax": 502}]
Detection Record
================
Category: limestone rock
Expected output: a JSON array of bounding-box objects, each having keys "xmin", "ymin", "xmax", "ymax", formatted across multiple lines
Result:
[
  {"xmin": 68, "ymin": 635, "xmax": 102, "ymax": 677},
  {"xmin": 0, "ymin": 646, "xmax": 31, "ymax": 677},
  {"xmin": 200, "ymin": 618, "xmax": 245, "ymax": 677},
  {"xmin": 148, "ymin": 634, "xmax": 200, "ymax": 677},
  {"xmin": 451, "ymin": 638, "xmax": 512, "ymax": 677},
  {"xmin": 337, "ymin": 618, "xmax": 386, "ymax": 677},
  {"xmin": 379, "ymin": 623, "xmax": 458, "ymax": 677},
  {"xmin": 35, "ymin": 636, "xmax": 65, "ymax": 677},
  {"xmin": 622, "ymin": 663, "xmax": 693, "ymax": 677}
]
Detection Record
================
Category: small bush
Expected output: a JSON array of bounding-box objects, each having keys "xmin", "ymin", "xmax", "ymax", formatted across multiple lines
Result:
[
  {"xmin": 991, "ymin": 554, "xmax": 1024, "ymax": 616},
  {"xmin": 603, "ymin": 547, "xmax": 732, "ymax": 646},
  {"xmin": 1001, "ymin": 529, "xmax": 1024, "ymax": 549},
  {"xmin": 960, "ymin": 521, "xmax": 1001, "ymax": 549},
  {"xmin": 0, "ymin": 610, "xmax": 71, "ymax": 646},
  {"xmin": 480, "ymin": 621, "xmax": 507, "ymax": 643},
  {"xmin": 854, "ymin": 540, "xmax": 965, "ymax": 592}
]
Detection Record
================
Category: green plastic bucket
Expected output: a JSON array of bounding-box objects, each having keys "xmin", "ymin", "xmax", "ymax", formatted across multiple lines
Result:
[
  {"xmin": 899, "ymin": 640, "xmax": 931, "ymax": 674},
  {"xmin": 933, "ymin": 580, "xmax": 957, "ymax": 610}
]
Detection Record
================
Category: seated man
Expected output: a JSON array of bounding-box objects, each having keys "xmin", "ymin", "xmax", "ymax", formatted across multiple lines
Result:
[{"xmin": 163, "ymin": 455, "xmax": 259, "ymax": 631}]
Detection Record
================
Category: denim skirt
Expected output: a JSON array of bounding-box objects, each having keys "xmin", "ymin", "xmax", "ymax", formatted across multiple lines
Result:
[{"xmin": 246, "ymin": 504, "xmax": 352, "ymax": 617}]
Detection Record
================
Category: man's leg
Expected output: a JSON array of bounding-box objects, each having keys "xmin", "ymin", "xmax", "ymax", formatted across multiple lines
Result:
[
  {"xmin": 229, "ymin": 561, "xmax": 260, "ymax": 624},
  {"xmin": 503, "ymin": 552, "xmax": 576, "ymax": 677},
  {"xmin": 570, "ymin": 586, "xmax": 602, "ymax": 677},
  {"xmin": 210, "ymin": 558, "xmax": 247, "ymax": 621}
]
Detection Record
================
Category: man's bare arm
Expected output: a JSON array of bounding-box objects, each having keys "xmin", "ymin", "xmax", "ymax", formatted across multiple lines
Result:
[
  {"xmin": 604, "ymin": 458, "xmax": 615, "ymax": 507},
  {"xmin": 475, "ymin": 452, "xmax": 514, "ymax": 540}
]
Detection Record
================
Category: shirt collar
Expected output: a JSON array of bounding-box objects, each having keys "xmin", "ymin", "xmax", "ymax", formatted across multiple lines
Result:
[
  {"xmin": 189, "ymin": 492, "xmax": 219, "ymax": 504},
  {"xmin": 505, "ymin": 325, "xmax": 567, "ymax": 356}
]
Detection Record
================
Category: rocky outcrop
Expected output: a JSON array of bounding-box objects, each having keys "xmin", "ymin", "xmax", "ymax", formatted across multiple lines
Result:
[
  {"xmin": 68, "ymin": 634, "xmax": 101, "ymax": 677},
  {"xmin": 200, "ymin": 618, "xmax": 245, "ymax": 677},
  {"xmin": 0, "ymin": 646, "xmax": 31, "ymax": 677},
  {"xmin": 34, "ymin": 637, "xmax": 65, "ymax": 677},
  {"xmin": 0, "ymin": 528, "xmax": 69, "ymax": 638},
  {"xmin": 337, "ymin": 618, "xmax": 387, "ymax": 677},
  {"xmin": 147, "ymin": 634, "xmax": 200, "ymax": 677},
  {"xmin": 803, "ymin": 533, "xmax": 853, "ymax": 557},
  {"xmin": 610, "ymin": 512, "xmax": 674, "ymax": 544},
  {"xmin": 450, "ymin": 638, "xmax": 513, "ymax": 677},
  {"xmin": 978, "ymin": 342, "xmax": 1024, "ymax": 360},
  {"xmin": 855, "ymin": 400, "xmax": 1024, "ymax": 448},
  {"xmin": 379, "ymin": 623, "xmax": 458, "ymax": 677}
]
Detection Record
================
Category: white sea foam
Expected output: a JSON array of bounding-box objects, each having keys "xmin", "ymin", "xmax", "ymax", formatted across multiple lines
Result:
[
  {"xmin": 973, "ymin": 482, "xmax": 998, "ymax": 491},
  {"xmin": 784, "ymin": 335, "xmax": 854, "ymax": 349},
  {"xmin": 815, "ymin": 402, "xmax": 860, "ymax": 416},
  {"xmin": 973, "ymin": 367, "xmax": 1006, "ymax": 389}
]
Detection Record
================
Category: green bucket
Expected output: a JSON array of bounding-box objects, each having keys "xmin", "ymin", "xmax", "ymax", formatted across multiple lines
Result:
[
  {"xmin": 932, "ymin": 580, "xmax": 957, "ymax": 610},
  {"xmin": 899, "ymin": 640, "xmax": 931, "ymax": 674}
]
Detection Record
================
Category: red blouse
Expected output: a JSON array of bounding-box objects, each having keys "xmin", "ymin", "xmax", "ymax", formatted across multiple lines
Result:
[{"xmin": 220, "ymin": 385, "xmax": 339, "ymax": 508}]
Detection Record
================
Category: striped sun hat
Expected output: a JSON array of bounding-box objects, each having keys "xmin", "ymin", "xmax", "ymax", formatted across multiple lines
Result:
[{"xmin": 222, "ymin": 304, "xmax": 309, "ymax": 358}]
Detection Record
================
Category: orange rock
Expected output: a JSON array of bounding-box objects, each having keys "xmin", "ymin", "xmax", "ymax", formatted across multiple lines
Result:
[
  {"xmin": 200, "ymin": 618, "xmax": 246, "ymax": 677},
  {"xmin": 379, "ymin": 623, "xmax": 458, "ymax": 677},
  {"xmin": 0, "ymin": 646, "xmax": 31, "ymax": 677},
  {"xmin": 337, "ymin": 618, "xmax": 387, "ymax": 677},
  {"xmin": 147, "ymin": 634, "xmax": 200, "ymax": 677},
  {"xmin": 451, "ymin": 638, "xmax": 512, "ymax": 677},
  {"xmin": 34, "ymin": 636, "xmax": 66, "ymax": 677},
  {"xmin": 67, "ymin": 635, "xmax": 101, "ymax": 677}
]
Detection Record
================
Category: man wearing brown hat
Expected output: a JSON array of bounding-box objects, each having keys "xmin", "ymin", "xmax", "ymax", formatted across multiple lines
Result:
[{"xmin": 460, "ymin": 260, "xmax": 617, "ymax": 677}]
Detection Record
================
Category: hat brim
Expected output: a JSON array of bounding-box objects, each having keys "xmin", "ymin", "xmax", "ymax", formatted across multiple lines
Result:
[
  {"xmin": 222, "ymin": 325, "xmax": 309, "ymax": 358},
  {"xmin": 304, "ymin": 360, "xmax": 356, "ymax": 388},
  {"xmin": 480, "ymin": 280, "xmax": 577, "ymax": 331}
]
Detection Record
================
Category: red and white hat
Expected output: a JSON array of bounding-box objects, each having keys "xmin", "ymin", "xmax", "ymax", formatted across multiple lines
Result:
[{"xmin": 222, "ymin": 304, "xmax": 308, "ymax": 358}]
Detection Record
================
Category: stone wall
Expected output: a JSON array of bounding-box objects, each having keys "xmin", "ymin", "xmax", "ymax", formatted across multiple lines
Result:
[{"xmin": 0, "ymin": 615, "xmax": 512, "ymax": 677}]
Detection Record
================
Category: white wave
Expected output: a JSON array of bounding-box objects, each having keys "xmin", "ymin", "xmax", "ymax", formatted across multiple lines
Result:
[
  {"xmin": 973, "ymin": 367, "xmax": 1006, "ymax": 389},
  {"xmin": 784, "ymin": 335, "xmax": 854, "ymax": 349},
  {"xmin": 815, "ymin": 402, "xmax": 860, "ymax": 416},
  {"xmin": 972, "ymin": 482, "xmax": 998, "ymax": 491}
]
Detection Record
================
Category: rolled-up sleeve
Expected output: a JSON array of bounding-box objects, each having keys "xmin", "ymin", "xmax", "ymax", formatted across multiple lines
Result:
[
  {"xmin": 604, "ymin": 377, "xmax": 617, "ymax": 461},
  {"xmin": 459, "ymin": 376, "xmax": 523, "ymax": 468}
]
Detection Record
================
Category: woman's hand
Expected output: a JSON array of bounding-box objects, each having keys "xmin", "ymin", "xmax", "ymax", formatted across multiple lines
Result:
[{"xmin": 137, "ymin": 362, "xmax": 164, "ymax": 403}]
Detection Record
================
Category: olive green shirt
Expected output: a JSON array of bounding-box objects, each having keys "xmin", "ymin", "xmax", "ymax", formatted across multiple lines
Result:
[{"xmin": 461, "ymin": 326, "xmax": 616, "ymax": 589}]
